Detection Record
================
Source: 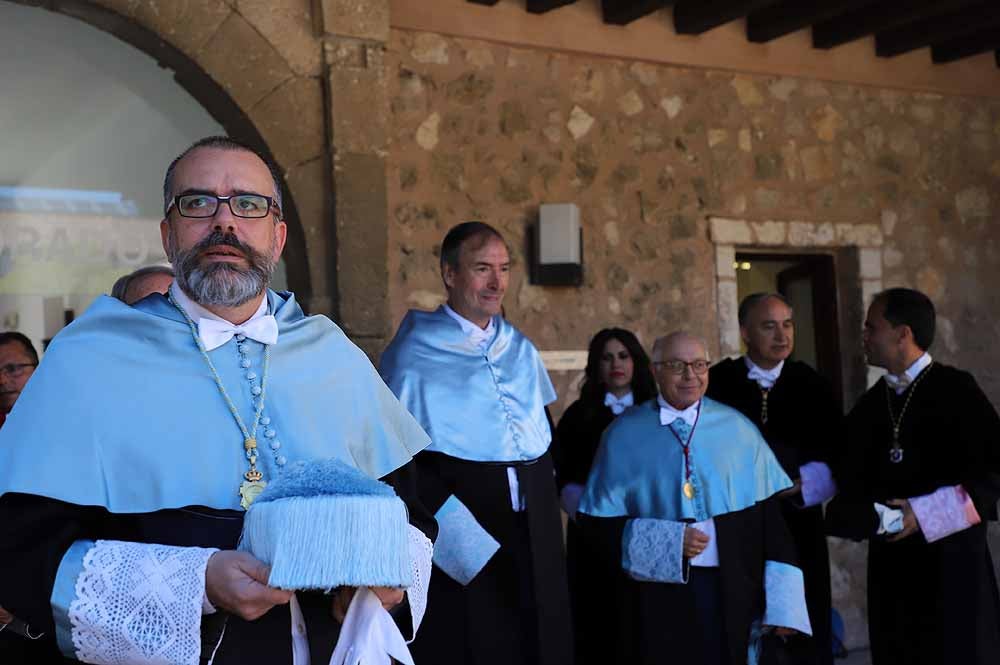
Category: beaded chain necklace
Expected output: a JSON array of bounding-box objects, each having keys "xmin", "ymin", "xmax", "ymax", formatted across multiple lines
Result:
[
  {"xmin": 759, "ymin": 387, "xmax": 770, "ymax": 425},
  {"xmin": 884, "ymin": 363, "xmax": 933, "ymax": 464},
  {"xmin": 667, "ymin": 403, "xmax": 702, "ymax": 500},
  {"xmin": 168, "ymin": 290, "xmax": 272, "ymax": 509}
]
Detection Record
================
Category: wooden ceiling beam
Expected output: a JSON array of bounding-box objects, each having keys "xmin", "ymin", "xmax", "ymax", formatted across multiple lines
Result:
[
  {"xmin": 526, "ymin": 0, "xmax": 578, "ymax": 13},
  {"xmin": 673, "ymin": 0, "xmax": 780, "ymax": 35},
  {"xmin": 932, "ymin": 27, "xmax": 1000, "ymax": 63},
  {"xmin": 466, "ymin": 0, "xmax": 501, "ymax": 6},
  {"xmin": 876, "ymin": 2, "xmax": 1000, "ymax": 57},
  {"xmin": 747, "ymin": 0, "xmax": 873, "ymax": 43},
  {"xmin": 602, "ymin": 0, "xmax": 671, "ymax": 26},
  {"xmin": 813, "ymin": 0, "xmax": 980, "ymax": 50}
]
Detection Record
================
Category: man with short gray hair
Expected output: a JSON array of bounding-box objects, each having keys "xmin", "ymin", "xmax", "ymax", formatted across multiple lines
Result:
[
  {"xmin": 578, "ymin": 331, "xmax": 811, "ymax": 665},
  {"xmin": 708, "ymin": 292, "xmax": 841, "ymax": 665},
  {"xmin": 380, "ymin": 221, "xmax": 572, "ymax": 665}
]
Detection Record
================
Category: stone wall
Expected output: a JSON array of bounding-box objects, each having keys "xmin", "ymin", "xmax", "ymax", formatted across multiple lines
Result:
[
  {"xmin": 386, "ymin": 28, "xmax": 1000, "ymax": 412},
  {"xmin": 386, "ymin": 29, "xmax": 1000, "ymax": 649}
]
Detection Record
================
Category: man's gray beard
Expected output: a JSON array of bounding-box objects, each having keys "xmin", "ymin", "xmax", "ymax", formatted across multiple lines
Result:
[{"xmin": 168, "ymin": 231, "xmax": 276, "ymax": 308}]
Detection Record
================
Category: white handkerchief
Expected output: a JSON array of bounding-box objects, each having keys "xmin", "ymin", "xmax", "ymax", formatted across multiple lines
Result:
[
  {"xmin": 874, "ymin": 502, "xmax": 904, "ymax": 535},
  {"xmin": 329, "ymin": 587, "xmax": 414, "ymax": 665}
]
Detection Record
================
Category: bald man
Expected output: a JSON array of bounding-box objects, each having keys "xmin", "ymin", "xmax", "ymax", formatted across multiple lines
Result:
[{"xmin": 577, "ymin": 332, "xmax": 811, "ymax": 665}]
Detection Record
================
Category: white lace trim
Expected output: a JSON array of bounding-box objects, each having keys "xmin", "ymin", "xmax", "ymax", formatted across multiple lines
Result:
[
  {"xmin": 405, "ymin": 525, "xmax": 433, "ymax": 641},
  {"xmin": 69, "ymin": 540, "xmax": 217, "ymax": 665}
]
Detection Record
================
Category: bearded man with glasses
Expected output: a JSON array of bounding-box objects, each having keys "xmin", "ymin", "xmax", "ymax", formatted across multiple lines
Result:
[
  {"xmin": 577, "ymin": 331, "xmax": 811, "ymax": 665},
  {"xmin": 0, "ymin": 136, "xmax": 437, "ymax": 665}
]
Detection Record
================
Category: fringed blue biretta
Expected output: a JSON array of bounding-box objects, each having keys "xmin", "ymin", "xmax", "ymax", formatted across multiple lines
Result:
[{"xmin": 240, "ymin": 458, "xmax": 413, "ymax": 590}]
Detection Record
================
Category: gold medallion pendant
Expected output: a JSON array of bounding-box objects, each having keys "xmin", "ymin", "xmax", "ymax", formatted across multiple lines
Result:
[
  {"xmin": 683, "ymin": 481, "xmax": 696, "ymax": 499},
  {"xmin": 240, "ymin": 479, "xmax": 267, "ymax": 510}
]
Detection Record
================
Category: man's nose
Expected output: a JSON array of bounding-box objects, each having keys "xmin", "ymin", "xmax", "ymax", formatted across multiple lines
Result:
[{"xmin": 212, "ymin": 202, "xmax": 238, "ymax": 232}]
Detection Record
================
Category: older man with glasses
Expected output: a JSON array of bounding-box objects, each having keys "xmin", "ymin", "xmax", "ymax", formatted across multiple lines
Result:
[
  {"xmin": 0, "ymin": 136, "xmax": 436, "ymax": 665},
  {"xmin": 577, "ymin": 331, "xmax": 812, "ymax": 665}
]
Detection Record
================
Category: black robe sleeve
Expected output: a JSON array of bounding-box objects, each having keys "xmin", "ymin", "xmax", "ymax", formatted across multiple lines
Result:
[{"xmin": 825, "ymin": 390, "xmax": 882, "ymax": 540}]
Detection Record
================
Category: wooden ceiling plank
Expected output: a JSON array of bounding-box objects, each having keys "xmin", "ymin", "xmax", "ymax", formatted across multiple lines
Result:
[
  {"xmin": 526, "ymin": 0, "xmax": 579, "ymax": 13},
  {"xmin": 747, "ymin": 0, "xmax": 874, "ymax": 43},
  {"xmin": 674, "ymin": 0, "xmax": 781, "ymax": 35},
  {"xmin": 931, "ymin": 27, "xmax": 1000, "ymax": 63},
  {"xmin": 813, "ymin": 0, "xmax": 981, "ymax": 50},
  {"xmin": 876, "ymin": 2, "xmax": 1000, "ymax": 57},
  {"xmin": 602, "ymin": 0, "xmax": 671, "ymax": 26}
]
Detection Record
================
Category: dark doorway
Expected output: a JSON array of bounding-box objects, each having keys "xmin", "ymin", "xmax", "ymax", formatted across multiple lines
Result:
[{"xmin": 735, "ymin": 252, "xmax": 843, "ymax": 408}]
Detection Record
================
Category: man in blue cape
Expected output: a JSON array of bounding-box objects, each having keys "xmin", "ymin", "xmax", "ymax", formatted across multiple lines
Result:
[
  {"xmin": 0, "ymin": 137, "xmax": 436, "ymax": 665},
  {"xmin": 379, "ymin": 222, "xmax": 573, "ymax": 665},
  {"xmin": 578, "ymin": 331, "xmax": 812, "ymax": 665}
]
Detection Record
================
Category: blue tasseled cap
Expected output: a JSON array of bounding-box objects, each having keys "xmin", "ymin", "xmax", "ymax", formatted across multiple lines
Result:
[
  {"xmin": 240, "ymin": 457, "xmax": 413, "ymax": 590},
  {"xmin": 254, "ymin": 458, "xmax": 396, "ymax": 503}
]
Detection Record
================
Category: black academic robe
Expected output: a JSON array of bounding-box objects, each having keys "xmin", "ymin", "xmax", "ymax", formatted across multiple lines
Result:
[
  {"xmin": 408, "ymin": 449, "xmax": 573, "ymax": 665},
  {"xmin": 708, "ymin": 357, "xmax": 840, "ymax": 665},
  {"xmin": 826, "ymin": 363, "xmax": 1000, "ymax": 665},
  {"xmin": 578, "ymin": 497, "xmax": 800, "ymax": 665},
  {"xmin": 551, "ymin": 400, "xmax": 620, "ymax": 665},
  {"xmin": 0, "ymin": 462, "xmax": 435, "ymax": 665}
]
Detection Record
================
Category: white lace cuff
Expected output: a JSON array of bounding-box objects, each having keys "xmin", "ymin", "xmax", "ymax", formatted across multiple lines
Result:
[
  {"xmin": 910, "ymin": 484, "xmax": 981, "ymax": 543},
  {"xmin": 432, "ymin": 495, "xmax": 499, "ymax": 586},
  {"xmin": 763, "ymin": 560, "xmax": 812, "ymax": 635},
  {"xmin": 53, "ymin": 539, "xmax": 217, "ymax": 665},
  {"xmin": 621, "ymin": 518, "xmax": 688, "ymax": 584},
  {"xmin": 405, "ymin": 524, "xmax": 433, "ymax": 640}
]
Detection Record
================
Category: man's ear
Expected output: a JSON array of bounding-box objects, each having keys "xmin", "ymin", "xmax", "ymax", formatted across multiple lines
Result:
[
  {"xmin": 160, "ymin": 219, "xmax": 171, "ymax": 256},
  {"xmin": 441, "ymin": 262, "xmax": 456, "ymax": 290},
  {"xmin": 272, "ymin": 219, "xmax": 288, "ymax": 262},
  {"xmin": 739, "ymin": 325, "xmax": 751, "ymax": 347}
]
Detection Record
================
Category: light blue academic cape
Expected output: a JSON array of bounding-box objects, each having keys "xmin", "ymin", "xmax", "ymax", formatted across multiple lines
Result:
[
  {"xmin": 379, "ymin": 307, "xmax": 556, "ymax": 463},
  {"xmin": 0, "ymin": 291, "xmax": 430, "ymax": 513},
  {"xmin": 579, "ymin": 397, "xmax": 791, "ymax": 522}
]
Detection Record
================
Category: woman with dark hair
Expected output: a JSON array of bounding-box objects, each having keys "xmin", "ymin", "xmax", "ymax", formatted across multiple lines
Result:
[{"xmin": 552, "ymin": 327, "xmax": 657, "ymax": 665}]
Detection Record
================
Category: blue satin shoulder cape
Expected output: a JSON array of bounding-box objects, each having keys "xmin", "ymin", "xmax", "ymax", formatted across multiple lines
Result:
[
  {"xmin": 379, "ymin": 307, "xmax": 556, "ymax": 463},
  {"xmin": 578, "ymin": 397, "xmax": 791, "ymax": 522},
  {"xmin": 0, "ymin": 291, "xmax": 430, "ymax": 513}
]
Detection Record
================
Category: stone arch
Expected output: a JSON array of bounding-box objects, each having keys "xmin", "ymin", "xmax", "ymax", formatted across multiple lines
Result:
[{"xmin": 12, "ymin": 0, "xmax": 331, "ymax": 314}]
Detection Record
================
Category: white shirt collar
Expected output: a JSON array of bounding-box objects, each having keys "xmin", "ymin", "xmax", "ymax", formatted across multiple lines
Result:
[
  {"xmin": 657, "ymin": 395, "xmax": 701, "ymax": 427},
  {"xmin": 443, "ymin": 303, "xmax": 496, "ymax": 349},
  {"xmin": 170, "ymin": 282, "xmax": 269, "ymax": 327},
  {"xmin": 886, "ymin": 352, "xmax": 932, "ymax": 394},
  {"xmin": 744, "ymin": 356, "xmax": 784, "ymax": 389}
]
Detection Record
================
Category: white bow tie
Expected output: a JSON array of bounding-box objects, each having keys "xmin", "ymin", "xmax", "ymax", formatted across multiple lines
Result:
[
  {"xmin": 747, "ymin": 366, "xmax": 781, "ymax": 389},
  {"xmin": 604, "ymin": 392, "xmax": 634, "ymax": 415},
  {"xmin": 658, "ymin": 396, "xmax": 698, "ymax": 428},
  {"xmin": 198, "ymin": 315, "xmax": 278, "ymax": 351}
]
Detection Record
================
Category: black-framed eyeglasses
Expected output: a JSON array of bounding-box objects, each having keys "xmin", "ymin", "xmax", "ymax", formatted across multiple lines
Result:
[
  {"xmin": 653, "ymin": 359, "xmax": 710, "ymax": 375},
  {"xmin": 167, "ymin": 193, "xmax": 281, "ymax": 219},
  {"xmin": 0, "ymin": 363, "xmax": 36, "ymax": 379}
]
